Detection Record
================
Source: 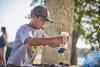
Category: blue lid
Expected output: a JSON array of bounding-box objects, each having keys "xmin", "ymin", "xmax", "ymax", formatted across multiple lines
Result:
[{"xmin": 58, "ymin": 48, "xmax": 66, "ymax": 53}]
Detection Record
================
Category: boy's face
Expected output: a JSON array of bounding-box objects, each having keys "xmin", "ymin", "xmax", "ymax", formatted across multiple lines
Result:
[{"xmin": 33, "ymin": 16, "xmax": 46, "ymax": 29}]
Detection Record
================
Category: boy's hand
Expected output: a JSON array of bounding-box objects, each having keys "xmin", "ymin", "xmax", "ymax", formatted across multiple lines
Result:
[{"xmin": 49, "ymin": 36, "xmax": 70, "ymax": 48}]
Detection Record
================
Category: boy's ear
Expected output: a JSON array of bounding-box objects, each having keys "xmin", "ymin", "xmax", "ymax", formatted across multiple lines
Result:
[{"xmin": 32, "ymin": 15, "xmax": 36, "ymax": 19}]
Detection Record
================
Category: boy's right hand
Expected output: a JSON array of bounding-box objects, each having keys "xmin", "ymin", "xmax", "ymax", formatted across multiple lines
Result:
[{"xmin": 49, "ymin": 36, "xmax": 69, "ymax": 47}]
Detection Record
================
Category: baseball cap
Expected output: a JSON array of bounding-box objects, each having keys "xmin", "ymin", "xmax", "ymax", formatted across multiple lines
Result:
[{"xmin": 30, "ymin": 6, "xmax": 53, "ymax": 23}]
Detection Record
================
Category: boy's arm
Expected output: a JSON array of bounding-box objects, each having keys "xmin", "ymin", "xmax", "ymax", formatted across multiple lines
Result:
[{"xmin": 25, "ymin": 36, "xmax": 65, "ymax": 47}]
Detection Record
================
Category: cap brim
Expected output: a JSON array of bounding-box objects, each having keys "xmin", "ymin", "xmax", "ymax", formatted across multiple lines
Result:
[{"xmin": 44, "ymin": 17, "xmax": 54, "ymax": 23}]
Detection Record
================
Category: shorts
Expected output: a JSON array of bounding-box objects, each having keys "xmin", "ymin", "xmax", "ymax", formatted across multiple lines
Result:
[{"xmin": 0, "ymin": 47, "xmax": 7, "ymax": 54}]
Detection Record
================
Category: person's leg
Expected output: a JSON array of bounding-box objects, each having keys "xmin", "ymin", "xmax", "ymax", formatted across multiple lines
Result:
[
  {"xmin": 0, "ymin": 49, "xmax": 3, "ymax": 66},
  {"xmin": 3, "ymin": 47, "xmax": 7, "ymax": 65}
]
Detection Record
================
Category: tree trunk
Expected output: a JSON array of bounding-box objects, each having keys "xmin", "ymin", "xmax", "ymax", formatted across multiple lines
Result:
[{"xmin": 70, "ymin": 30, "xmax": 78, "ymax": 65}]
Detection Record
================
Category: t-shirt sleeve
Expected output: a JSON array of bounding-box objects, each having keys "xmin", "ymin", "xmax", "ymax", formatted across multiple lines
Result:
[
  {"xmin": 17, "ymin": 26, "xmax": 32, "ymax": 44},
  {"xmin": 43, "ymin": 31, "xmax": 49, "ymax": 38},
  {"xmin": 35, "ymin": 29, "xmax": 49, "ymax": 38}
]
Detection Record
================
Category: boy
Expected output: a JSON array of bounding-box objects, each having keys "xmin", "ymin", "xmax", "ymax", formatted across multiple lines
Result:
[{"xmin": 7, "ymin": 6, "xmax": 69, "ymax": 66}]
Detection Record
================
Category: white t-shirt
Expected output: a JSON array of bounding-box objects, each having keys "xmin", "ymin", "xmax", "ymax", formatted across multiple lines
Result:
[{"xmin": 7, "ymin": 24, "xmax": 48, "ymax": 66}]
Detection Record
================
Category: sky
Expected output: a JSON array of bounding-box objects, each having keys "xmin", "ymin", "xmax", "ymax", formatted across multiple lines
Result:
[
  {"xmin": 0, "ymin": 0, "xmax": 32, "ymax": 42},
  {"xmin": 0, "ymin": 0, "xmax": 91, "ymax": 48}
]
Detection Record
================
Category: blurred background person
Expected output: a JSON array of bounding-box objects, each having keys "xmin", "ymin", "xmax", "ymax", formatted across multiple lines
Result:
[{"xmin": 0, "ymin": 27, "xmax": 8, "ymax": 66}]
